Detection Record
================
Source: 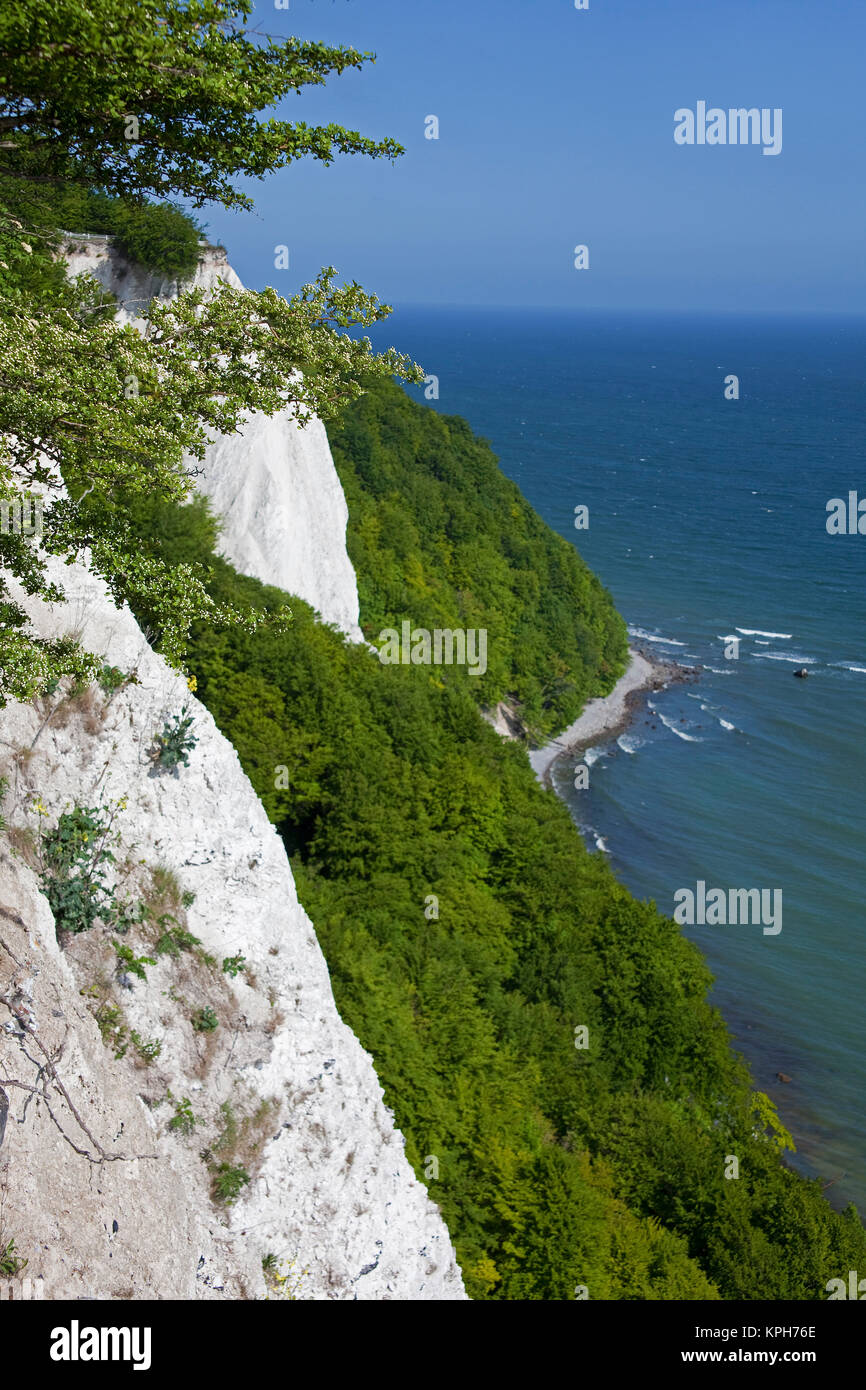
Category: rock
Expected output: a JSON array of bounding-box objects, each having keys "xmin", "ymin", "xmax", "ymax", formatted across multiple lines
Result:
[
  {"xmin": 61, "ymin": 236, "xmax": 364, "ymax": 644},
  {"xmin": 776, "ymin": 1072, "xmax": 792, "ymax": 1083},
  {"xmin": 793, "ymin": 669, "xmax": 810, "ymax": 679}
]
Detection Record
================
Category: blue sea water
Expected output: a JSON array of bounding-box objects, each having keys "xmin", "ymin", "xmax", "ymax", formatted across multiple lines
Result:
[{"xmin": 371, "ymin": 306, "xmax": 866, "ymax": 1210}]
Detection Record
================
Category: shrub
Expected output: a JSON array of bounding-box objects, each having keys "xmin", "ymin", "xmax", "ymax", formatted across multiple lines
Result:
[
  {"xmin": 97, "ymin": 664, "xmax": 136, "ymax": 696},
  {"xmin": 0, "ymin": 179, "xmax": 204, "ymax": 279},
  {"xmin": 113, "ymin": 940, "xmax": 156, "ymax": 981},
  {"xmin": 211, "ymin": 1163, "xmax": 250, "ymax": 1206},
  {"xmin": 39, "ymin": 804, "xmax": 116, "ymax": 935},
  {"xmin": 0, "ymin": 1239, "xmax": 27, "ymax": 1277},
  {"xmin": 93, "ymin": 1001, "xmax": 128, "ymax": 1059},
  {"xmin": 151, "ymin": 707, "xmax": 197, "ymax": 771},
  {"xmin": 107, "ymin": 199, "xmax": 203, "ymax": 279},
  {"xmin": 222, "ymin": 954, "xmax": 246, "ymax": 978},
  {"xmin": 168, "ymin": 1096, "xmax": 197, "ymax": 1135},
  {"xmin": 130, "ymin": 1031, "xmax": 162, "ymax": 1065},
  {"xmin": 155, "ymin": 915, "xmax": 202, "ymax": 957},
  {"xmin": 191, "ymin": 1006, "xmax": 218, "ymax": 1033}
]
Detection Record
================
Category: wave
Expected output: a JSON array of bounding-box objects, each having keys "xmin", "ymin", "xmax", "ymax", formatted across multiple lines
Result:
[
  {"xmin": 832, "ymin": 663, "xmax": 866, "ymax": 674},
  {"xmin": 735, "ymin": 628, "xmax": 793, "ymax": 639},
  {"xmin": 705, "ymin": 666, "xmax": 736, "ymax": 675},
  {"xmin": 628, "ymin": 626, "xmax": 686, "ymax": 647},
  {"xmin": 754, "ymin": 653, "xmax": 817, "ymax": 665},
  {"xmin": 594, "ymin": 834, "xmax": 610, "ymax": 853},
  {"xmin": 659, "ymin": 711, "xmax": 702, "ymax": 743},
  {"xmin": 584, "ymin": 746, "xmax": 607, "ymax": 767},
  {"xmin": 616, "ymin": 734, "xmax": 643, "ymax": 754},
  {"xmin": 719, "ymin": 718, "xmax": 735, "ymax": 731}
]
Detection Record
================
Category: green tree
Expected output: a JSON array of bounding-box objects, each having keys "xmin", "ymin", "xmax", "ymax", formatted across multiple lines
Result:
[
  {"xmin": 0, "ymin": 0, "xmax": 402, "ymax": 206},
  {"xmin": 0, "ymin": 0, "xmax": 422, "ymax": 706}
]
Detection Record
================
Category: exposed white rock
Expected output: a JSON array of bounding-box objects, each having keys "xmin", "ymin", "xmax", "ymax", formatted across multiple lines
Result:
[
  {"xmin": 62, "ymin": 235, "xmax": 364, "ymax": 642},
  {"xmin": 0, "ymin": 558, "xmax": 465, "ymax": 1300}
]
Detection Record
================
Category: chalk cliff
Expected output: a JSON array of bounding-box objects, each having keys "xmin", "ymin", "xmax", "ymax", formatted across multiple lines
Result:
[
  {"xmin": 0, "ymin": 560, "xmax": 464, "ymax": 1299},
  {"xmin": 62, "ymin": 235, "xmax": 364, "ymax": 642},
  {"xmin": 0, "ymin": 238, "xmax": 465, "ymax": 1300}
]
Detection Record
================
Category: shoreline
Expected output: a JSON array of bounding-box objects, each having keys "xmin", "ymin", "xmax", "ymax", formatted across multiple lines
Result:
[{"xmin": 528, "ymin": 646, "xmax": 697, "ymax": 787}]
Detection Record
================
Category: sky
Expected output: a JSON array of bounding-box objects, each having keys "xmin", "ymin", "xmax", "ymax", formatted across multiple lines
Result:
[{"xmin": 198, "ymin": 0, "xmax": 866, "ymax": 313}]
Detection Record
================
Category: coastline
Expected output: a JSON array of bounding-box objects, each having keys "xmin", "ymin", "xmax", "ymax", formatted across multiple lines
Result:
[{"xmin": 528, "ymin": 646, "xmax": 695, "ymax": 787}]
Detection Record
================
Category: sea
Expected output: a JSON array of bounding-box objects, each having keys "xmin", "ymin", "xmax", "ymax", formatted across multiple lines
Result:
[{"xmin": 369, "ymin": 305, "xmax": 866, "ymax": 1211}]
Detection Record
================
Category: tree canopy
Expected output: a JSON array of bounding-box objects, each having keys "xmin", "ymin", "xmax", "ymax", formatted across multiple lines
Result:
[
  {"xmin": 0, "ymin": 0, "xmax": 421, "ymax": 706},
  {"xmin": 0, "ymin": 0, "xmax": 402, "ymax": 206}
]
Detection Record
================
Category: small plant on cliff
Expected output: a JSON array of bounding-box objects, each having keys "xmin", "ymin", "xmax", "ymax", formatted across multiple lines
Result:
[
  {"xmin": 211, "ymin": 1162, "xmax": 250, "ymax": 1207},
  {"xmin": 130, "ymin": 1031, "xmax": 162, "ymax": 1065},
  {"xmin": 97, "ymin": 664, "xmax": 137, "ymax": 697},
  {"xmin": 0, "ymin": 1238, "xmax": 27, "ymax": 1277},
  {"xmin": 155, "ymin": 916, "xmax": 202, "ymax": 958},
  {"xmin": 93, "ymin": 1001, "xmax": 128, "ymax": 1059},
  {"xmin": 151, "ymin": 707, "xmax": 198, "ymax": 771},
  {"xmin": 262, "ymin": 1253, "xmax": 307, "ymax": 1300},
  {"xmin": 222, "ymin": 953, "xmax": 246, "ymax": 979},
  {"xmin": 167, "ymin": 1096, "xmax": 198, "ymax": 1136},
  {"xmin": 113, "ymin": 940, "xmax": 156, "ymax": 982},
  {"xmin": 191, "ymin": 1005, "xmax": 219, "ymax": 1033},
  {"xmin": 39, "ymin": 803, "xmax": 117, "ymax": 935}
]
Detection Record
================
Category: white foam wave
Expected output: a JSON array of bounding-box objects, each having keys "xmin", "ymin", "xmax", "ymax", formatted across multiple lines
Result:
[
  {"xmin": 719, "ymin": 718, "xmax": 735, "ymax": 731},
  {"xmin": 628, "ymin": 626, "xmax": 686, "ymax": 647},
  {"xmin": 594, "ymin": 834, "xmax": 610, "ymax": 853},
  {"xmin": 754, "ymin": 653, "xmax": 817, "ymax": 665},
  {"xmin": 735, "ymin": 628, "xmax": 793, "ymax": 639},
  {"xmin": 833, "ymin": 663, "xmax": 866, "ymax": 674},
  {"xmin": 584, "ymin": 746, "xmax": 607, "ymax": 767},
  {"xmin": 659, "ymin": 712, "xmax": 702, "ymax": 742},
  {"xmin": 705, "ymin": 666, "xmax": 736, "ymax": 675},
  {"xmin": 616, "ymin": 734, "xmax": 643, "ymax": 754}
]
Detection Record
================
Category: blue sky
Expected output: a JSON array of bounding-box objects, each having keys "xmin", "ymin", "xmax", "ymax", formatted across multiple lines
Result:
[{"xmin": 199, "ymin": 0, "xmax": 866, "ymax": 312}]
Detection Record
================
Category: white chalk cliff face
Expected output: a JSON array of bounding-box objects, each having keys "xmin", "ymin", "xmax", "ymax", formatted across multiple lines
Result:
[
  {"xmin": 0, "ymin": 237, "xmax": 465, "ymax": 1299},
  {"xmin": 62, "ymin": 235, "xmax": 364, "ymax": 642},
  {"xmin": 0, "ymin": 560, "xmax": 465, "ymax": 1299}
]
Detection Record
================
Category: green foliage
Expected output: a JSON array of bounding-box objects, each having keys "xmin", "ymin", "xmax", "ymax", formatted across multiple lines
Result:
[
  {"xmin": 168, "ymin": 1096, "xmax": 197, "ymax": 1136},
  {"xmin": 329, "ymin": 378, "xmax": 629, "ymax": 740},
  {"xmin": 124, "ymin": 444, "xmax": 866, "ymax": 1299},
  {"xmin": 0, "ymin": 0, "xmax": 404, "ymax": 210},
  {"xmin": 151, "ymin": 707, "xmax": 197, "ymax": 770},
  {"xmin": 93, "ymin": 1001, "xmax": 128, "ymax": 1059},
  {"xmin": 113, "ymin": 939, "xmax": 156, "ymax": 981},
  {"xmin": 0, "ymin": 178, "xmax": 203, "ymax": 277},
  {"xmin": 97, "ymin": 663, "xmax": 134, "ymax": 696},
  {"xmin": 0, "ymin": 0, "xmax": 422, "ymax": 707},
  {"xmin": 39, "ymin": 803, "xmax": 116, "ymax": 935},
  {"xmin": 155, "ymin": 917, "xmax": 202, "ymax": 957},
  {"xmin": 130, "ymin": 1030, "xmax": 162, "ymax": 1064},
  {"xmin": 222, "ymin": 954, "xmax": 246, "ymax": 978},
  {"xmin": 191, "ymin": 1006, "xmax": 219, "ymax": 1033},
  {"xmin": 0, "ymin": 1239, "xmax": 26, "ymax": 1277},
  {"xmin": 210, "ymin": 1162, "xmax": 250, "ymax": 1207}
]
